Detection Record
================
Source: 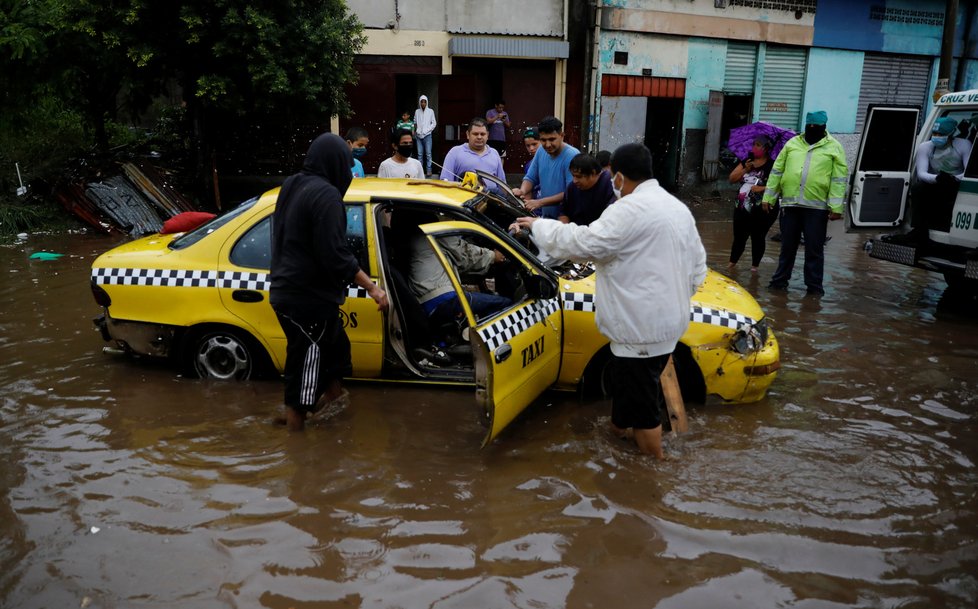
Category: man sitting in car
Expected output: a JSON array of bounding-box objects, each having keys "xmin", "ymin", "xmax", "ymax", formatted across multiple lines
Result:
[{"xmin": 393, "ymin": 210, "xmax": 511, "ymax": 330}]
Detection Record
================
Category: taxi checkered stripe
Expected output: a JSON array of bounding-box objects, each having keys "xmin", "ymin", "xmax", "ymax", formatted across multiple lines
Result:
[
  {"xmin": 562, "ymin": 292, "xmax": 756, "ymax": 329},
  {"xmin": 561, "ymin": 291, "xmax": 594, "ymax": 312},
  {"xmin": 92, "ymin": 267, "xmax": 223, "ymax": 288},
  {"xmin": 690, "ymin": 305, "xmax": 754, "ymax": 329},
  {"xmin": 92, "ymin": 267, "xmax": 368, "ymax": 298},
  {"xmin": 478, "ymin": 297, "xmax": 560, "ymax": 351}
]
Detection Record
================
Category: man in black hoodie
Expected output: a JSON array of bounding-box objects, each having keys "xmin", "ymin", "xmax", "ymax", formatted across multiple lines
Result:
[{"xmin": 271, "ymin": 133, "xmax": 389, "ymax": 431}]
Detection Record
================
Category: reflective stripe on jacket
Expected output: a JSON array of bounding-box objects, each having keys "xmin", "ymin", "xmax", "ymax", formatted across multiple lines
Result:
[{"xmin": 762, "ymin": 133, "xmax": 848, "ymax": 213}]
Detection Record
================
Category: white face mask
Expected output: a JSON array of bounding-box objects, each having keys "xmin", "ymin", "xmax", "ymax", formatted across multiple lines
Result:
[{"xmin": 612, "ymin": 172, "xmax": 624, "ymax": 199}]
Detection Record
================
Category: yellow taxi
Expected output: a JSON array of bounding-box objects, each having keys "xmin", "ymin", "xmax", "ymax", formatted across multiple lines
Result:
[{"xmin": 91, "ymin": 174, "xmax": 780, "ymax": 444}]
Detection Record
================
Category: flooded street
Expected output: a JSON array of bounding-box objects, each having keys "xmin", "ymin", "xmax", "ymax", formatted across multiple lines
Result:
[{"xmin": 1, "ymin": 210, "xmax": 976, "ymax": 609}]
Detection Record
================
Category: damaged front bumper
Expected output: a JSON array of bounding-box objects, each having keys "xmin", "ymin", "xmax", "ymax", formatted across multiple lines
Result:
[{"xmin": 93, "ymin": 311, "xmax": 177, "ymax": 359}]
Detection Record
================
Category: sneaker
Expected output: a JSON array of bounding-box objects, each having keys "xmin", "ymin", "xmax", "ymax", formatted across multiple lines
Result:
[
  {"xmin": 806, "ymin": 286, "xmax": 825, "ymax": 297},
  {"xmin": 412, "ymin": 346, "xmax": 453, "ymax": 367},
  {"xmin": 768, "ymin": 282, "xmax": 789, "ymax": 291}
]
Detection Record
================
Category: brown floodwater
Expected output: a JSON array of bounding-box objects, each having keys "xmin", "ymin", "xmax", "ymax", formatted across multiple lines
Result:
[{"xmin": 1, "ymin": 209, "xmax": 976, "ymax": 609}]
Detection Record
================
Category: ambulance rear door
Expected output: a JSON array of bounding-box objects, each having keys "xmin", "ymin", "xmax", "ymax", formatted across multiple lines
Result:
[{"xmin": 846, "ymin": 105, "xmax": 919, "ymax": 230}]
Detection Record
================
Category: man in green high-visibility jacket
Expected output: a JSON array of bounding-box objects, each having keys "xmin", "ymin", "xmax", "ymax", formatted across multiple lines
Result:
[{"xmin": 762, "ymin": 110, "xmax": 848, "ymax": 297}]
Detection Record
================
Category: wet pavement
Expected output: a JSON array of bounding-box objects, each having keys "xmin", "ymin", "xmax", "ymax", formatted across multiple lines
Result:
[{"xmin": 1, "ymin": 209, "xmax": 976, "ymax": 609}]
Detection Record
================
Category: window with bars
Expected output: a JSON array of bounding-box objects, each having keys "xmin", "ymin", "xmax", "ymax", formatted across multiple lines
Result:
[{"xmin": 728, "ymin": 0, "xmax": 816, "ymax": 14}]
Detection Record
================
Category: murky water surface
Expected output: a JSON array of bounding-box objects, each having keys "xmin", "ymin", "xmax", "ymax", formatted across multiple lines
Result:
[{"xmin": 2, "ymin": 211, "xmax": 976, "ymax": 609}]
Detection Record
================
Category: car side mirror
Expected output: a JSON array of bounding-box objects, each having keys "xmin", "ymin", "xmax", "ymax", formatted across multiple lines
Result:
[{"xmin": 525, "ymin": 274, "xmax": 557, "ymax": 300}]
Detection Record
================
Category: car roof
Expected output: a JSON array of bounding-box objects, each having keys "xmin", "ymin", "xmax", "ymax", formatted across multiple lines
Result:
[
  {"xmin": 346, "ymin": 177, "xmax": 481, "ymax": 207},
  {"xmin": 250, "ymin": 178, "xmax": 484, "ymax": 214}
]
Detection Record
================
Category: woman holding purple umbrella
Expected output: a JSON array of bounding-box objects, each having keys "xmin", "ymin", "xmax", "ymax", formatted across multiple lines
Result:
[{"xmin": 727, "ymin": 135, "xmax": 778, "ymax": 273}]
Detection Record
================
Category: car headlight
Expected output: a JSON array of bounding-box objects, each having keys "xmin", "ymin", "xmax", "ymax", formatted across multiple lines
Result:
[{"xmin": 730, "ymin": 318, "xmax": 768, "ymax": 354}]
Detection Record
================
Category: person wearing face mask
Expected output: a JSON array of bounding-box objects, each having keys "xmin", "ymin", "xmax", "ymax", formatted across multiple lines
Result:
[
  {"xmin": 910, "ymin": 116, "xmax": 972, "ymax": 235},
  {"xmin": 378, "ymin": 129, "xmax": 426, "ymax": 179},
  {"xmin": 345, "ymin": 126, "xmax": 370, "ymax": 178},
  {"xmin": 762, "ymin": 110, "xmax": 848, "ymax": 297},
  {"xmin": 512, "ymin": 143, "xmax": 707, "ymax": 460},
  {"xmin": 727, "ymin": 136, "xmax": 778, "ymax": 273}
]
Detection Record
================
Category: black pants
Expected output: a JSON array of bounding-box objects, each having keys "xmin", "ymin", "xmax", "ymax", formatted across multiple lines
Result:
[
  {"xmin": 912, "ymin": 178, "xmax": 959, "ymax": 233},
  {"xmin": 611, "ymin": 353, "xmax": 671, "ymax": 430},
  {"xmin": 274, "ymin": 304, "xmax": 352, "ymax": 413},
  {"xmin": 770, "ymin": 207, "xmax": 829, "ymax": 292},
  {"xmin": 730, "ymin": 203, "xmax": 780, "ymax": 267}
]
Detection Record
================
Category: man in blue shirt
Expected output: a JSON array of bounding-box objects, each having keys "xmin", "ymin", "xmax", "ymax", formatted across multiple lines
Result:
[
  {"xmin": 512, "ymin": 116, "xmax": 580, "ymax": 219},
  {"xmin": 345, "ymin": 126, "xmax": 369, "ymax": 178}
]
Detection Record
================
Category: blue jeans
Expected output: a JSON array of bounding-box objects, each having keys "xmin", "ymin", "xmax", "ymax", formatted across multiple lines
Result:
[
  {"xmin": 429, "ymin": 291, "xmax": 512, "ymax": 325},
  {"xmin": 770, "ymin": 206, "xmax": 829, "ymax": 291},
  {"xmin": 416, "ymin": 134, "xmax": 433, "ymax": 175}
]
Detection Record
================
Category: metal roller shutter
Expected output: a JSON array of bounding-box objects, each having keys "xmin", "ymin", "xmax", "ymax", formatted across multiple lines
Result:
[
  {"xmin": 758, "ymin": 46, "xmax": 808, "ymax": 130},
  {"xmin": 856, "ymin": 54, "xmax": 932, "ymax": 131},
  {"xmin": 724, "ymin": 41, "xmax": 757, "ymax": 94}
]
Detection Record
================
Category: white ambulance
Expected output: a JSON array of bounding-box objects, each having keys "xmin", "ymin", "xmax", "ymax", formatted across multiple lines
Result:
[{"xmin": 847, "ymin": 90, "xmax": 978, "ymax": 294}]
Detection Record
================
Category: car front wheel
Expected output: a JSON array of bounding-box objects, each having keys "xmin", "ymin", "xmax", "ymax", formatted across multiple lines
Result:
[{"xmin": 186, "ymin": 328, "xmax": 259, "ymax": 380}]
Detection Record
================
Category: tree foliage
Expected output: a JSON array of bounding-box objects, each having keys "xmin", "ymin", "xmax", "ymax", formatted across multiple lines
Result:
[{"xmin": 1, "ymin": 0, "xmax": 365, "ymax": 194}]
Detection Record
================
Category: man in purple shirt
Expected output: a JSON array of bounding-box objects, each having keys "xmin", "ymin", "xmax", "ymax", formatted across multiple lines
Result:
[
  {"xmin": 439, "ymin": 117, "xmax": 506, "ymax": 184},
  {"xmin": 486, "ymin": 99, "xmax": 511, "ymax": 158}
]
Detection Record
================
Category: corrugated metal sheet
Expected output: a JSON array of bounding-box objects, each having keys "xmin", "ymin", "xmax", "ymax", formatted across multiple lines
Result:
[
  {"xmin": 759, "ymin": 46, "xmax": 807, "ymax": 129},
  {"xmin": 86, "ymin": 176, "xmax": 165, "ymax": 237},
  {"xmin": 601, "ymin": 74, "xmax": 686, "ymax": 98},
  {"xmin": 449, "ymin": 36, "xmax": 568, "ymax": 59},
  {"xmin": 724, "ymin": 41, "xmax": 757, "ymax": 94},
  {"xmin": 856, "ymin": 54, "xmax": 931, "ymax": 131}
]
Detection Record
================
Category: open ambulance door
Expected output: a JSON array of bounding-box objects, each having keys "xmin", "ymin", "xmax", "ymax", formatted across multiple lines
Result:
[
  {"xmin": 846, "ymin": 105, "xmax": 919, "ymax": 230},
  {"xmin": 419, "ymin": 221, "xmax": 562, "ymax": 446}
]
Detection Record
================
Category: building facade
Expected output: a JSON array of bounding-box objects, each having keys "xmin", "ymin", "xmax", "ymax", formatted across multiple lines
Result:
[
  {"xmin": 337, "ymin": 0, "xmax": 584, "ymax": 175},
  {"xmin": 585, "ymin": 0, "xmax": 978, "ymax": 189}
]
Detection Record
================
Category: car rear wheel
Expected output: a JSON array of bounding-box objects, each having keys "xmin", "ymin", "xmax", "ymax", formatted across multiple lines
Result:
[{"xmin": 185, "ymin": 327, "xmax": 261, "ymax": 380}]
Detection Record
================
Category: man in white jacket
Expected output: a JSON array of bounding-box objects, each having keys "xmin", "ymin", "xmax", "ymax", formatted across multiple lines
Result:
[
  {"xmin": 414, "ymin": 95, "xmax": 437, "ymax": 176},
  {"xmin": 515, "ymin": 143, "xmax": 707, "ymax": 459}
]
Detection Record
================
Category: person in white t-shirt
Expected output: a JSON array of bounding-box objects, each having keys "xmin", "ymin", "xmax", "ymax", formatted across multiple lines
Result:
[{"xmin": 377, "ymin": 129, "xmax": 426, "ymax": 179}]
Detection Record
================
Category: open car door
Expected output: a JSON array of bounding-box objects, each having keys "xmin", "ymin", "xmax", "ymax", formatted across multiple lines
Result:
[
  {"xmin": 846, "ymin": 105, "xmax": 919, "ymax": 230},
  {"xmin": 419, "ymin": 221, "xmax": 562, "ymax": 446}
]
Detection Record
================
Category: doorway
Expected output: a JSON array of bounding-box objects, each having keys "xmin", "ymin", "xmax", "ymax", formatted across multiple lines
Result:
[{"xmin": 645, "ymin": 97, "xmax": 684, "ymax": 190}]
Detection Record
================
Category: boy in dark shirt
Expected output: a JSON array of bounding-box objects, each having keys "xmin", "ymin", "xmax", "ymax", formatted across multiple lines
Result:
[{"xmin": 558, "ymin": 153, "xmax": 616, "ymax": 226}]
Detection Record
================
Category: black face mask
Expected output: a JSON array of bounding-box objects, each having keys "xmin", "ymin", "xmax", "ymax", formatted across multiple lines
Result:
[
  {"xmin": 804, "ymin": 125, "xmax": 826, "ymax": 144},
  {"xmin": 397, "ymin": 144, "xmax": 413, "ymax": 158}
]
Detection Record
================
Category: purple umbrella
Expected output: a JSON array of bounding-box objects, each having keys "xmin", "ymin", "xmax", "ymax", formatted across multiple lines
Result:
[{"xmin": 727, "ymin": 122, "xmax": 797, "ymax": 162}]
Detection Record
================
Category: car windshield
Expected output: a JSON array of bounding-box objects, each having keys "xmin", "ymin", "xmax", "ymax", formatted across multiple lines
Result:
[
  {"xmin": 169, "ymin": 196, "xmax": 260, "ymax": 250},
  {"xmin": 474, "ymin": 170, "xmax": 528, "ymax": 214}
]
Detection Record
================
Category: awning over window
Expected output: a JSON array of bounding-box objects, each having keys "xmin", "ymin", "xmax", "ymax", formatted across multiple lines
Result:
[
  {"xmin": 601, "ymin": 74, "xmax": 686, "ymax": 98},
  {"xmin": 449, "ymin": 36, "xmax": 569, "ymax": 59}
]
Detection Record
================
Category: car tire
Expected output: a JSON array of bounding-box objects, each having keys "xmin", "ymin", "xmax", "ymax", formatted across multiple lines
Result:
[{"xmin": 183, "ymin": 326, "xmax": 267, "ymax": 381}]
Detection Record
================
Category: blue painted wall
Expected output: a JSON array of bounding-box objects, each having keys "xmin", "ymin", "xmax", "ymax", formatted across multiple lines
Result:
[
  {"xmin": 813, "ymin": 0, "xmax": 952, "ymax": 56},
  {"xmin": 683, "ymin": 38, "xmax": 726, "ymax": 131},
  {"xmin": 802, "ymin": 48, "xmax": 864, "ymax": 133}
]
